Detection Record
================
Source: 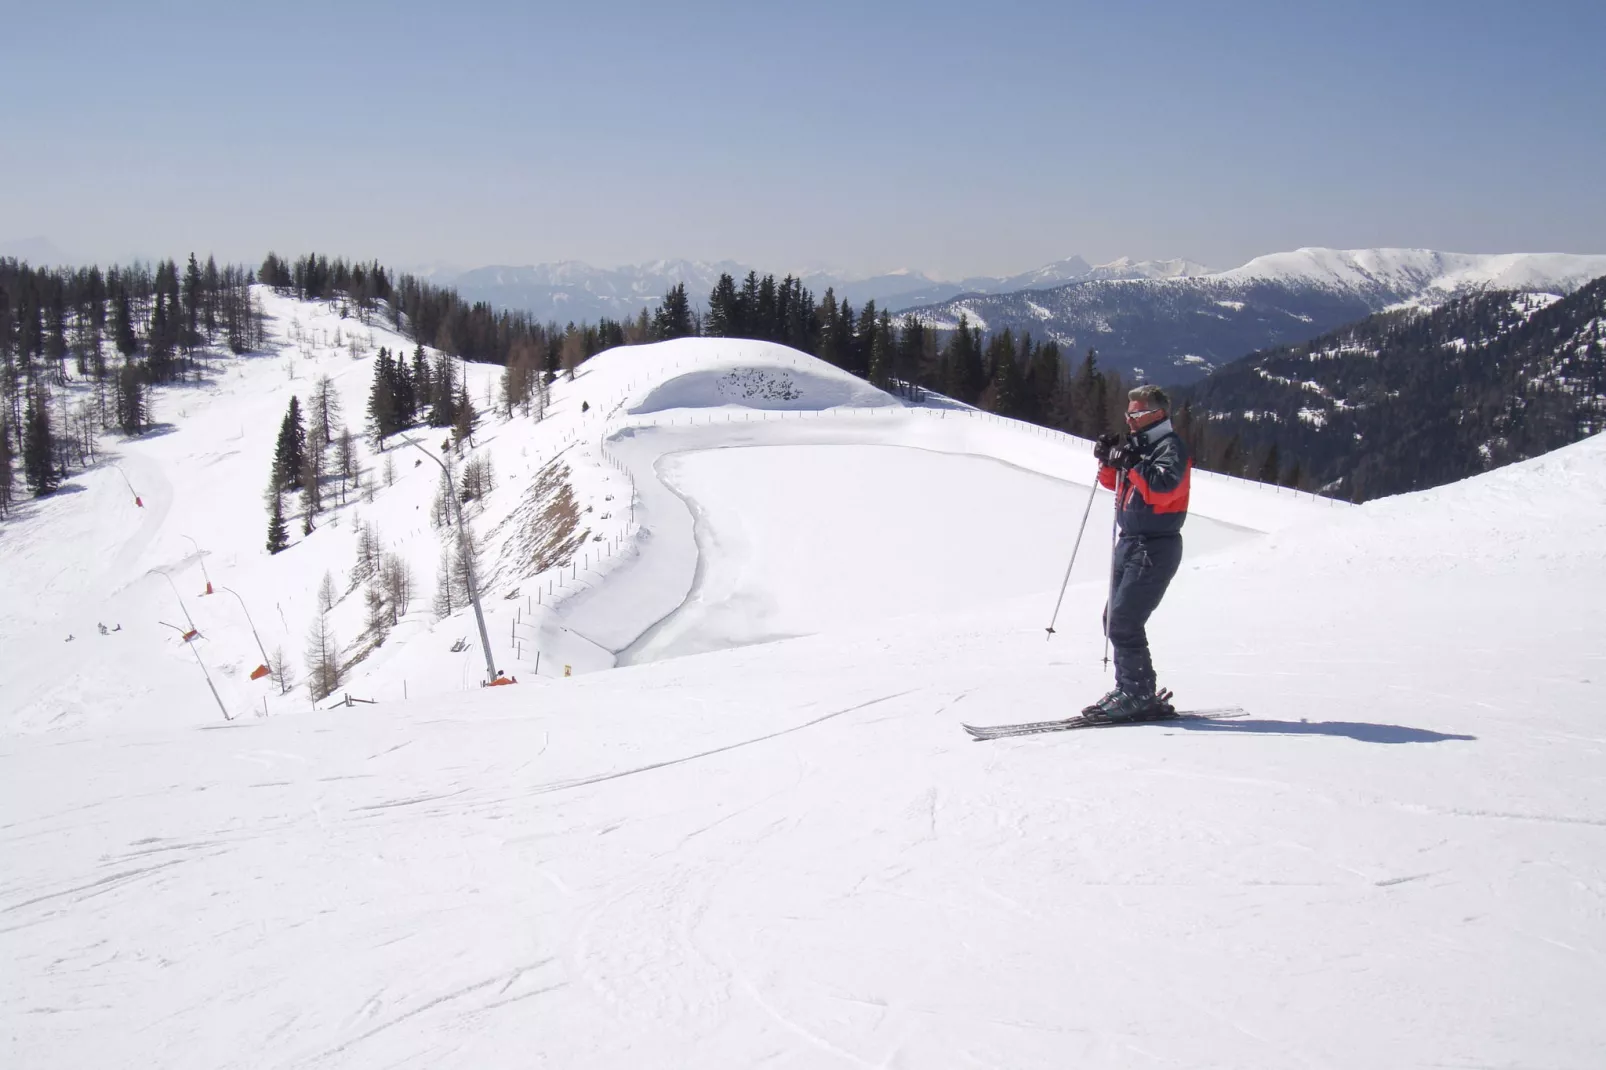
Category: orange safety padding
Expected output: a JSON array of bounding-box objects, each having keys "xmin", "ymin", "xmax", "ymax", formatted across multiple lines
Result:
[
  {"xmin": 250, "ymin": 664, "xmax": 270, "ymax": 680},
  {"xmin": 488, "ymin": 676, "xmax": 516, "ymax": 686}
]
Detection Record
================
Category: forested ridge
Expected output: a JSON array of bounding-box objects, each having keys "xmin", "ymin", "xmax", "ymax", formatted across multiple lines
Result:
[
  {"xmin": 1182, "ymin": 278, "xmax": 1606, "ymax": 500},
  {"xmin": 0, "ymin": 254, "xmax": 266, "ymax": 512}
]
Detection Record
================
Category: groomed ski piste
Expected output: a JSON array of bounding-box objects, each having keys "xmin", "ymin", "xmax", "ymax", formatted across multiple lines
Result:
[{"xmin": 3, "ymin": 289, "xmax": 1603, "ymax": 1068}]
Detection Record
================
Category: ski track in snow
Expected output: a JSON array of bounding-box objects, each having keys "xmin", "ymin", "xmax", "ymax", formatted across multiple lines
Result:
[{"xmin": 3, "ymin": 297, "xmax": 1605, "ymax": 1067}]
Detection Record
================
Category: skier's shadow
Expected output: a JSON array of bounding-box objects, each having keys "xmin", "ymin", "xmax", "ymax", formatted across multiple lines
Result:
[{"xmin": 1174, "ymin": 718, "xmax": 1476, "ymax": 745}]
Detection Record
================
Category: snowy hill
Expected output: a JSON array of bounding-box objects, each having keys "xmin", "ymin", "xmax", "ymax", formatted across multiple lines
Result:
[
  {"xmin": 3, "ymin": 305, "xmax": 1603, "ymax": 1067},
  {"xmin": 1, "ymin": 291, "xmax": 1310, "ymax": 735}
]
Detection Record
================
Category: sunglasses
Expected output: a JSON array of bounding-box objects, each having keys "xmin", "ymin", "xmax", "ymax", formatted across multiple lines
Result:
[{"xmin": 1125, "ymin": 407, "xmax": 1161, "ymax": 421}]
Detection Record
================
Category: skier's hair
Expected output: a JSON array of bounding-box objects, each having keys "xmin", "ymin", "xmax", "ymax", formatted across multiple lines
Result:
[{"xmin": 1128, "ymin": 384, "xmax": 1169, "ymax": 411}]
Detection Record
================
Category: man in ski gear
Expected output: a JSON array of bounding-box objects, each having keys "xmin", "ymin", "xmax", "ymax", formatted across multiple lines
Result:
[{"xmin": 1085, "ymin": 385, "xmax": 1192, "ymax": 721}]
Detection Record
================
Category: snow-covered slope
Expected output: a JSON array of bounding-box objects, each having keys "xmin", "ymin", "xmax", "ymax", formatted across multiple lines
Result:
[
  {"xmin": 3, "ymin": 312, "xmax": 1601, "ymax": 1068},
  {"xmin": 0, "ymin": 296, "xmax": 1325, "ymax": 737}
]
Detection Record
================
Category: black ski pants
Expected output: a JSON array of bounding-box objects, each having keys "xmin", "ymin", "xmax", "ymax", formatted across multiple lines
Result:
[{"xmin": 1105, "ymin": 533, "xmax": 1182, "ymax": 696}]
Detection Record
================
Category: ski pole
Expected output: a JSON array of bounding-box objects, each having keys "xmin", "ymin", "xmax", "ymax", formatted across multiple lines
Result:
[
  {"xmin": 1045, "ymin": 478, "xmax": 1101, "ymax": 639},
  {"xmin": 1102, "ymin": 472, "xmax": 1123, "ymax": 670}
]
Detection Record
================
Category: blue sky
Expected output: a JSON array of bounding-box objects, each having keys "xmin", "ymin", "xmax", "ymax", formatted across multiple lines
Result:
[{"xmin": 2, "ymin": 0, "xmax": 1602, "ymax": 277}]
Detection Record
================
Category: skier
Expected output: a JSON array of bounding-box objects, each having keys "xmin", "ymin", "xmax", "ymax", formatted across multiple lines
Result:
[{"xmin": 1086, "ymin": 385, "xmax": 1192, "ymax": 721}]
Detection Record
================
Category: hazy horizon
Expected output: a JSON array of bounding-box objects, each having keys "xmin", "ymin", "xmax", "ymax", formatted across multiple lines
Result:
[{"xmin": 3, "ymin": 1, "xmax": 1603, "ymax": 277}]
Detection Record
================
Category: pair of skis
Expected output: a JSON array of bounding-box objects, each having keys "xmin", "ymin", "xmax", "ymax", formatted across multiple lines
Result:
[{"xmin": 963, "ymin": 695, "xmax": 1247, "ymax": 741}]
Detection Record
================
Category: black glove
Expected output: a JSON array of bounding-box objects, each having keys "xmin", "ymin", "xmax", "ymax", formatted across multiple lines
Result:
[
  {"xmin": 1093, "ymin": 433, "xmax": 1121, "ymax": 464},
  {"xmin": 1107, "ymin": 439, "xmax": 1141, "ymax": 471}
]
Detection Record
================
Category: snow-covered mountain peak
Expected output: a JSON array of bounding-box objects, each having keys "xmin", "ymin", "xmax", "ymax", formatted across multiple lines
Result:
[
  {"xmin": 1085, "ymin": 255, "xmax": 1214, "ymax": 281},
  {"xmin": 1003, "ymin": 255, "xmax": 1094, "ymax": 287},
  {"xmin": 1212, "ymin": 246, "xmax": 1606, "ymax": 296}
]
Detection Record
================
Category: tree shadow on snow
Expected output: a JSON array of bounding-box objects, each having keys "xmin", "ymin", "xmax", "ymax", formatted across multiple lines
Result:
[{"xmin": 1175, "ymin": 718, "xmax": 1476, "ymax": 745}]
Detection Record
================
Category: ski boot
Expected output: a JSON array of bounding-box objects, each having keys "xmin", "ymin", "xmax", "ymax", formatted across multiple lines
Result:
[
  {"xmin": 1081, "ymin": 688, "xmax": 1127, "ymax": 717},
  {"xmin": 1083, "ymin": 687, "xmax": 1175, "ymax": 723}
]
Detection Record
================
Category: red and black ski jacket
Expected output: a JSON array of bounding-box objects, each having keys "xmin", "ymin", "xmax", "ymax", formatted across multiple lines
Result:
[{"xmin": 1097, "ymin": 419, "xmax": 1192, "ymax": 537}]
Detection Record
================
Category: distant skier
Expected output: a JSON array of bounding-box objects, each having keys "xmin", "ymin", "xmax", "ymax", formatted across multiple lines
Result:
[{"xmin": 1086, "ymin": 385, "xmax": 1192, "ymax": 720}]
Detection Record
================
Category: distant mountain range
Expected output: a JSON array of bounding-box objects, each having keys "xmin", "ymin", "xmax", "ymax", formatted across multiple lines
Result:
[
  {"xmin": 422, "ymin": 255, "xmax": 1216, "ymax": 326},
  {"xmin": 0, "ymin": 235, "xmax": 73, "ymax": 265},
  {"xmin": 904, "ymin": 248, "xmax": 1606, "ymax": 384},
  {"xmin": 1180, "ymin": 275, "xmax": 1606, "ymax": 501}
]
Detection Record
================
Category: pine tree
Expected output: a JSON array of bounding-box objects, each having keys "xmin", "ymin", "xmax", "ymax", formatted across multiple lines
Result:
[
  {"xmin": 148, "ymin": 292, "xmax": 175, "ymax": 382},
  {"xmin": 203, "ymin": 255, "xmax": 220, "ymax": 339},
  {"xmin": 115, "ymin": 362, "xmax": 147, "ymax": 435},
  {"xmin": 560, "ymin": 324, "xmax": 585, "ymax": 380},
  {"xmin": 983, "ymin": 331, "xmax": 1025, "ymax": 417},
  {"xmin": 1280, "ymin": 458, "xmax": 1304, "ymax": 490},
  {"xmin": 756, "ymin": 274, "xmax": 779, "ymax": 341},
  {"xmin": 1068, "ymin": 349, "xmax": 1106, "ymax": 438},
  {"xmin": 428, "ymin": 355, "xmax": 457, "ymax": 427},
  {"xmin": 817, "ymin": 289, "xmax": 841, "ymax": 367},
  {"xmin": 0, "ymin": 416, "xmax": 14, "ymax": 517},
  {"xmin": 1219, "ymin": 434, "xmax": 1244, "ymax": 477},
  {"xmin": 266, "ymin": 491, "xmax": 288, "ymax": 554},
  {"xmin": 452, "ymin": 381, "xmax": 476, "ymax": 446},
  {"xmin": 44, "ymin": 295, "xmax": 68, "ymax": 375},
  {"xmin": 652, "ymin": 283, "xmax": 694, "ymax": 340},
  {"xmin": 1257, "ymin": 443, "xmax": 1281, "ymax": 484},
  {"xmin": 730, "ymin": 271, "xmax": 757, "ymax": 337},
  {"xmin": 836, "ymin": 300, "xmax": 859, "ymax": 375},
  {"xmin": 22, "ymin": 391, "xmax": 59, "ymax": 496},
  {"xmin": 896, "ymin": 314, "xmax": 926, "ymax": 393},
  {"xmin": 182, "ymin": 253, "xmax": 204, "ymax": 353},
  {"xmin": 410, "ymin": 345, "xmax": 429, "ymax": 420},
  {"xmin": 1100, "ymin": 367, "xmax": 1127, "ymax": 435},
  {"xmin": 942, "ymin": 315, "xmax": 986, "ymax": 404},
  {"xmin": 1024, "ymin": 338, "xmax": 1064, "ymax": 426},
  {"xmin": 868, "ymin": 309, "xmax": 893, "ymax": 388},
  {"xmin": 273, "ymin": 397, "xmax": 307, "ymax": 490},
  {"xmin": 706, "ymin": 273, "xmax": 738, "ymax": 336},
  {"xmin": 368, "ymin": 348, "xmax": 395, "ymax": 443},
  {"xmin": 114, "ymin": 288, "xmax": 137, "ymax": 358}
]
